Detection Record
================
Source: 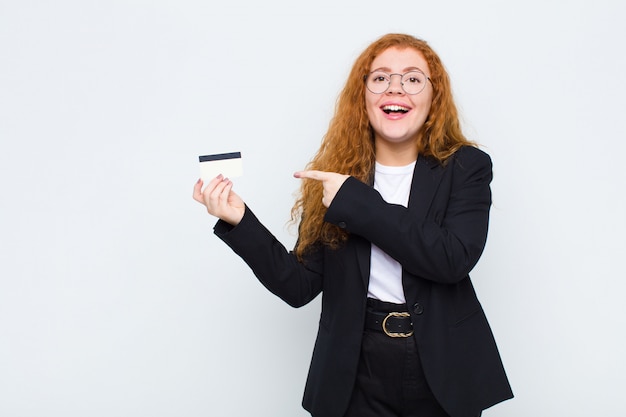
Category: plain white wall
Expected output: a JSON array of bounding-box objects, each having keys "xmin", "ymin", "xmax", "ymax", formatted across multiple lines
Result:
[{"xmin": 1, "ymin": 1, "xmax": 625, "ymax": 416}]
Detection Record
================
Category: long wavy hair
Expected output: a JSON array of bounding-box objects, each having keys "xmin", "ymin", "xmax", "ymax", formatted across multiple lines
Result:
[{"xmin": 291, "ymin": 33, "xmax": 475, "ymax": 259}]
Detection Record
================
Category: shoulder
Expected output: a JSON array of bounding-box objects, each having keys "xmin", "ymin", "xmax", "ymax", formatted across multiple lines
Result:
[
  {"xmin": 437, "ymin": 146, "xmax": 493, "ymax": 188},
  {"xmin": 451, "ymin": 145, "xmax": 492, "ymax": 167},
  {"xmin": 424, "ymin": 145, "xmax": 491, "ymax": 171},
  {"xmin": 439, "ymin": 146, "xmax": 492, "ymax": 180}
]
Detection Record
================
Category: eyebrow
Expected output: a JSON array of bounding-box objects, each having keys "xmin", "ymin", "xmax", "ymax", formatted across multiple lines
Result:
[{"xmin": 371, "ymin": 66, "xmax": 425, "ymax": 74}]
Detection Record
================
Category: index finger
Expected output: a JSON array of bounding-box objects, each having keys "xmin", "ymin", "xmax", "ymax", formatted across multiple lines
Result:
[
  {"xmin": 293, "ymin": 170, "xmax": 327, "ymax": 181},
  {"xmin": 193, "ymin": 174, "xmax": 224, "ymax": 203}
]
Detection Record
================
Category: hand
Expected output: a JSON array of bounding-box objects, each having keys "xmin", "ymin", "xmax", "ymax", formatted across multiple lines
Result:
[
  {"xmin": 294, "ymin": 170, "xmax": 349, "ymax": 208},
  {"xmin": 193, "ymin": 175, "xmax": 245, "ymax": 226}
]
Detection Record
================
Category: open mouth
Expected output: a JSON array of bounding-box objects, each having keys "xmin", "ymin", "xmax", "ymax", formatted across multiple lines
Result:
[{"xmin": 382, "ymin": 104, "xmax": 410, "ymax": 114}]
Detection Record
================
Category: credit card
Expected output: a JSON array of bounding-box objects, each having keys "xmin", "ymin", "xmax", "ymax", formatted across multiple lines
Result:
[{"xmin": 199, "ymin": 152, "xmax": 243, "ymax": 182}]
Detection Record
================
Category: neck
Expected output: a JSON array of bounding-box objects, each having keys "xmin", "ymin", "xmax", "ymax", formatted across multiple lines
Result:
[{"xmin": 375, "ymin": 139, "xmax": 418, "ymax": 166}]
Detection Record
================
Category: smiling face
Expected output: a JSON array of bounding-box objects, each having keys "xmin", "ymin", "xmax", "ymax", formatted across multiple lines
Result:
[{"xmin": 365, "ymin": 47, "xmax": 433, "ymax": 164}]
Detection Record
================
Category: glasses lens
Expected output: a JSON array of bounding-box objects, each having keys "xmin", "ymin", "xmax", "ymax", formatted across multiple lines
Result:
[
  {"xmin": 401, "ymin": 71, "xmax": 427, "ymax": 95},
  {"xmin": 366, "ymin": 72, "xmax": 391, "ymax": 94}
]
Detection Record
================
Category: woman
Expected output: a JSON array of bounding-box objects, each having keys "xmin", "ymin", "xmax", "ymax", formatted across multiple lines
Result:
[{"xmin": 193, "ymin": 33, "xmax": 513, "ymax": 417}]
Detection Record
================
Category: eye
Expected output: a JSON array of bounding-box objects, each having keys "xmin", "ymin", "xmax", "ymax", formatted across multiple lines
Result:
[
  {"xmin": 370, "ymin": 72, "xmax": 390, "ymax": 83},
  {"xmin": 404, "ymin": 73, "xmax": 424, "ymax": 84}
]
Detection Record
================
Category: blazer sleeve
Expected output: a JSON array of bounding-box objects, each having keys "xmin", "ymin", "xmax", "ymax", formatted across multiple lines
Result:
[
  {"xmin": 324, "ymin": 147, "xmax": 492, "ymax": 284},
  {"xmin": 213, "ymin": 206, "xmax": 324, "ymax": 308}
]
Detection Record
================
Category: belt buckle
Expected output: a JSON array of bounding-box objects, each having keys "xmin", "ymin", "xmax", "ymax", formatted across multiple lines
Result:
[{"xmin": 382, "ymin": 312, "xmax": 413, "ymax": 338}]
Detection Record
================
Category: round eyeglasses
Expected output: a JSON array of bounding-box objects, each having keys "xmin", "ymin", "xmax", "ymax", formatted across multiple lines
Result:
[{"xmin": 364, "ymin": 70, "xmax": 431, "ymax": 95}]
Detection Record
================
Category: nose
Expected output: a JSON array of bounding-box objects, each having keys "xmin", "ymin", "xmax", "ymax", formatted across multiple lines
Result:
[{"xmin": 386, "ymin": 73, "xmax": 404, "ymax": 94}]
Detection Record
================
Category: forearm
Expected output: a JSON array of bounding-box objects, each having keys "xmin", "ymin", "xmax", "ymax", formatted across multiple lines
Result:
[
  {"xmin": 324, "ymin": 152, "xmax": 492, "ymax": 284},
  {"xmin": 214, "ymin": 206, "xmax": 324, "ymax": 307}
]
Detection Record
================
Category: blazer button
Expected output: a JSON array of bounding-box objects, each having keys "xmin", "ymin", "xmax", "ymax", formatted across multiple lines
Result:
[
  {"xmin": 413, "ymin": 303, "xmax": 424, "ymax": 315},
  {"xmin": 337, "ymin": 221, "xmax": 347, "ymax": 229}
]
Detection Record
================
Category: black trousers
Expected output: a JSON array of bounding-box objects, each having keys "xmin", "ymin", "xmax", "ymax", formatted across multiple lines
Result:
[{"xmin": 342, "ymin": 298, "xmax": 451, "ymax": 417}]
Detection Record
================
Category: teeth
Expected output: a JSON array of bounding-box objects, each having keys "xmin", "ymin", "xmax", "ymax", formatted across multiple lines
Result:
[{"xmin": 382, "ymin": 105, "xmax": 409, "ymax": 113}]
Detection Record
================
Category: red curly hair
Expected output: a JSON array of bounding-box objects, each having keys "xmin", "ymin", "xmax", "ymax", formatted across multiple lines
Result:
[{"xmin": 291, "ymin": 33, "xmax": 475, "ymax": 258}]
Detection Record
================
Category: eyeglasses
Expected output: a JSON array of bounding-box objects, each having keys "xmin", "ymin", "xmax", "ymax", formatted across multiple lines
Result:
[{"xmin": 364, "ymin": 70, "xmax": 431, "ymax": 95}]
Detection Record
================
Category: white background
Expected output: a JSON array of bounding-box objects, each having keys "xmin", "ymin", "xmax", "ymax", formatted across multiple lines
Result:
[{"xmin": 1, "ymin": 1, "xmax": 625, "ymax": 416}]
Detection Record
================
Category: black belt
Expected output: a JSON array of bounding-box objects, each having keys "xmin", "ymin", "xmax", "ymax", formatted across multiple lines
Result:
[{"xmin": 365, "ymin": 309, "xmax": 414, "ymax": 338}]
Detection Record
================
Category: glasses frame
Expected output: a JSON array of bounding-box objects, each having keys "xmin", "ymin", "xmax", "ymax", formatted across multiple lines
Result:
[{"xmin": 364, "ymin": 70, "xmax": 432, "ymax": 95}]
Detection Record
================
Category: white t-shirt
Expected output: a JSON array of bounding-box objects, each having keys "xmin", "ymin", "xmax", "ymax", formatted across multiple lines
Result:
[{"xmin": 367, "ymin": 160, "xmax": 416, "ymax": 304}]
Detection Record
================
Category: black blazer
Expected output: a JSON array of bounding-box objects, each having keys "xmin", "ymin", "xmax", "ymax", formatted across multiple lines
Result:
[{"xmin": 214, "ymin": 146, "xmax": 513, "ymax": 417}]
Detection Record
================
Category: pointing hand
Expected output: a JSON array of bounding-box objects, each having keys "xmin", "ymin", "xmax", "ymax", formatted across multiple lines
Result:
[{"xmin": 294, "ymin": 170, "xmax": 349, "ymax": 208}]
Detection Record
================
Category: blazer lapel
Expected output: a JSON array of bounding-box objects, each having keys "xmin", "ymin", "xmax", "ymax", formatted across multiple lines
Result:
[
  {"xmin": 408, "ymin": 155, "xmax": 444, "ymax": 216},
  {"xmin": 354, "ymin": 235, "xmax": 371, "ymax": 289},
  {"xmin": 355, "ymin": 168, "xmax": 375, "ymax": 289}
]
